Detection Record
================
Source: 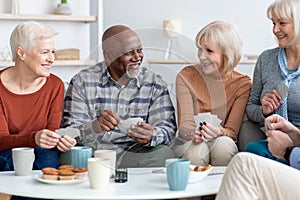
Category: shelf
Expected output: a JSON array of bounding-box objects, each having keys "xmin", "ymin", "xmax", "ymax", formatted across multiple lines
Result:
[
  {"xmin": 0, "ymin": 60, "xmax": 97, "ymax": 67},
  {"xmin": 0, "ymin": 13, "xmax": 97, "ymax": 23},
  {"xmin": 147, "ymin": 59, "xmax": 257, "ymax": 65}
]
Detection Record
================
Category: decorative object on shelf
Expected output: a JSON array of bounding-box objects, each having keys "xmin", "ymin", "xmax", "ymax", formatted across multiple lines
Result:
[
  {"xmin": 54, "ymin": 48, "xmax": 80, "ymax": 60},
  {"xmin": 244, "ymin": 54, "xmax": 259, "ymax": 60},
  {"xmin": 11, "ymin": 0, "xmax": 20, "ymax": 14},
  {"xmin": 163, "ymin": 20, "xmax": 182, "ymax": 60},
  {"xmin": 54, "ymin": 0, "xmax": 72, "ymax": 15}
]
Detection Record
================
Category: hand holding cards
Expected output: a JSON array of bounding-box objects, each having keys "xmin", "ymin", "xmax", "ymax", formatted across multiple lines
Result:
[
  {"xmin": 117, "ymin": 117, "xmax": 144, "ymax": 133},
  {"xmin": 277, "ymin": 82, "xmax": 289, "ymax": 103},
  {"xmin": 56, "ymin": 127, "xmax": 80, "ymax": 138},
  {"xmin": 194, "ymin": 112, "xmax": 222, "ymax": 128},
  {"xmin": 265, "ymin": 119, "xmax": 273, "ymax": 130}
]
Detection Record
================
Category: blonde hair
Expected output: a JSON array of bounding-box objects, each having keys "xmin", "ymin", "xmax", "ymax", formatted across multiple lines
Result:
[
  {"xmin": 195, "ymin": 21, "xmax": 243, "ymax": 73},
  {"xmin": 267, "ymin": 0, "xmax": 300, "ymax": 45},
  {"xmin": 10, "ymin": 21, "xmax": 57, "ymax": 61}
]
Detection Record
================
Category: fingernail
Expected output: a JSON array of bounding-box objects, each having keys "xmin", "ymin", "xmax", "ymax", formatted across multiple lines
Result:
[
  {"xmin": 203, "ymin": 122, "xmax": 206, "ymax": 125},
  {"xmin": 199, "ymin": 122, "xmax": 203, "ymax": 126},
  {"xmin": 199, "ymin": 127, "xmax": 202, "ymax": 131}
]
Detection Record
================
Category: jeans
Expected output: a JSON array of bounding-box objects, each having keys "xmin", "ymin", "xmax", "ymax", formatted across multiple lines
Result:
[{"xmin": 0, "ymin": 147, "xmax": 59, "ymax": 200}]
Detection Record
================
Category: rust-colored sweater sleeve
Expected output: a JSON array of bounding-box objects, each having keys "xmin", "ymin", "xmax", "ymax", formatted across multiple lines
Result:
[
  {"xmin": 176, "ymin": 66, "xmax": 251, "ymax": 142},
  {"xmin": 0, "ymin": 72, "xmax": 64, "ymax": 151}
]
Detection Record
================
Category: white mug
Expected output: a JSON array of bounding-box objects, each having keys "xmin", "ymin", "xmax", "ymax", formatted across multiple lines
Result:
[
  {"xmin": 87, "ymin": 158, "xmax": 111, "ymax": 189},
  {"xmin": 94, "ymin": 149, "xmax": 116, "ymax": 177},
  {"xmin": 12, "ymin": 147, "xmax": 35, "ymax": 176}
]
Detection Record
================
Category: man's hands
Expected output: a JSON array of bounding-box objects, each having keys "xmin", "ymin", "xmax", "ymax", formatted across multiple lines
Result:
[
  {"xmin": 127, "ymin": 122, "xmax": 153, "ymax": 144},
  {"xmin": 266, "ymin": 129, "xmax": 293, "ymax": 159},
  {"xmin": 265, "ymin": 114, "xmax": 300, "ymax": 158},
  {"xmin": 35, "ymin": 129, "xmax": 77, "ymax": 152},
  {"xmin": 98, "ymin": 110, "xmax": 153, "ymax": 144},
  {"xmin": 97, "ymin": 110, "xmax": 121, "ymax": 131}
]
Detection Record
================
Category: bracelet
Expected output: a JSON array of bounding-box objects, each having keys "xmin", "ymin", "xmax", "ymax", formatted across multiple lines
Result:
[
  {"xmin": 263, "ymin": 111, "xmax": 274, "ymax": 118},
  {"xmin": 283, "ymin": 146, "xmax": 296, "ymax": 163}
]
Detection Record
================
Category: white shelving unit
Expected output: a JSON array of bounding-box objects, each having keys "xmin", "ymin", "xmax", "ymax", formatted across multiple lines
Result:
[
  {"xmin": 0, "ymin": 13, "xmax": 98, "ymax": 67},
  {"xmin": 0, "ymin": 60, "xmax": 97, "ymax": 67},
  {"xmin": 0, "ymin": 0, "xmax": 103, "ymax": 82},
  {"xmin": 0, "ymin": 13, "xmax": 96, "ymax": 22}
]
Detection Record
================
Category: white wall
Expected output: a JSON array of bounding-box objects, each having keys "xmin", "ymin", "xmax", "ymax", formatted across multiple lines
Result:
[
  {"xmin": 1, "ymin": 0, "xmax": 277, "ymax": 62},
  {"xmin": 103, "ymin": 0, "xmax": 277, "ymax": 61},
  {"xmin": 0, "ymin": 0, "xmax": 276, "ymax": 80}
]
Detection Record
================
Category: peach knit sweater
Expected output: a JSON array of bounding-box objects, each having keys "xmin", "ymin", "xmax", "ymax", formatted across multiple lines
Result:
[{"xmin": 176, "ymin": 65, "xmax": 251, "ymax": 141}]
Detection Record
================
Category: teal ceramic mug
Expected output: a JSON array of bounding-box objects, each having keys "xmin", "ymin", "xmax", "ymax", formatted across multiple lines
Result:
[
  {"xmin": 165, "ymin": 158, "xmax": 190, "ymax": 191},
  {"xmin": 70, "ymin": 146, "xmax": 92, "ymax": 168}
]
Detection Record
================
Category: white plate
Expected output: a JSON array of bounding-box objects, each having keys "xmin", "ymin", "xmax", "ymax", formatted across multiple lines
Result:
[{"xmin": 34, "ymin": 173, "xmax": 87, "ymax": 185}]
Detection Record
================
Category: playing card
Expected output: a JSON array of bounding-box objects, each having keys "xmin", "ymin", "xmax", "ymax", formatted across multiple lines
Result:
[
  {"xmin": 55, "ymin": 127, "xmax": 80, "ymax": 138},
  {"xmin": 265, "ymin": 119, "xmax": 273, "ymax": 130},
  {"xmin": 210, "ymin": 114, "xmax": 222, "ymax": 127},
  {"xmin": 194, "ymin": 112, "xmax": 222, "ymax": 128},
  {"xmin": 117, "ymin": 117, "xmax": 144, "ymax": 133},
  {"xmin": 277, "ymin": 82, "xmax": 289, "ymax": 103},
  {"xmin": 194, "ymin": 112, "xmax": 210, "ymax": 128}
]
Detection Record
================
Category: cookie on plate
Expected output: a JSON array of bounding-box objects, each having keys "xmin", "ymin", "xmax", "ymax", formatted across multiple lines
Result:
[
  {"xmin": 42, "ymin": 167, "xmax": 59, "ymax": 180},
  {"xmin": 58, "ymin": 165, "xmax": 74, "ymax": 171},
  {"xmin": 58, "ymin": 170, "xmax": 75, "ymax": 180},
  {"xmin": 72, "ymin": 168, "xmax": 88, "ymax": 179}
]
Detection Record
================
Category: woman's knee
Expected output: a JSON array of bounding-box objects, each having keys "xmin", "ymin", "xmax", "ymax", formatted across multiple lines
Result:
[
  {"xmin": 210, "ymin": 136, "xmax": 238, "ymax": 166},
  {"xmin": 182, "ymin": 143, "xmax": 210, "ymax": 166}
]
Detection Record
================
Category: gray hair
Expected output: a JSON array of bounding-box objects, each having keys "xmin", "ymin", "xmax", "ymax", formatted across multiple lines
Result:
[
  {"xmin": 267, "ymin": 0, "xmax": 300, "ymax": 45},
  {"xmin": 10, "ymin": 21, "xmax": 57, "ymax": 61}
]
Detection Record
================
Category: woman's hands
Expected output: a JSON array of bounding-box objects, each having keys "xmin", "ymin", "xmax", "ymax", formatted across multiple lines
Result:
[
  {"xmin": 35, "ymin": 129, "xmax": 76, "ymax": 152},
  {"xmin": 193, "ymin": 122, "xmax": 222, "ymax": 144},
  {"xmin": 261, "ymin": 90, "xmax": 281, "ymax": 115}
]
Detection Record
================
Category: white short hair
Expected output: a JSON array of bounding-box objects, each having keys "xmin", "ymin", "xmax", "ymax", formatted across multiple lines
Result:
[{"xmin": 10, "ymin": 21, "xmax": 57, "ymax": 61}]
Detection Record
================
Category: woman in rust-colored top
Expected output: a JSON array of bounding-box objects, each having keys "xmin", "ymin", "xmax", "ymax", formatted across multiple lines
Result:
[
  {"xmin": 0, "ymin": 21, "xmax": 76, "ymax": 177},
  {"xmin": 176, "ymin": 21, "xmax": 251, "ymax": 166}
]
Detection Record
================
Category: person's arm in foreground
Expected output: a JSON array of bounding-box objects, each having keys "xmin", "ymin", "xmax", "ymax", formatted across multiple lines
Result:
[
  {"xmin": 266, "ymin": 114, "xmax": 300, "ymax": 169},
  {"xmin": 216, "ymin": 152, "xmax": 300, "ymax": 200}
]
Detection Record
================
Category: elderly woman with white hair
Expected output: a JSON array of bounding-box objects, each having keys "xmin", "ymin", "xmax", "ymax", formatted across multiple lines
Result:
[
  {"xmin": 245, "ymin": 0, "xmax": 300, "ymax": 164},
  {"xmin": 175, "ymin": 21, "xmax": 251, "ymax": 166},
  {"xmin": 0, "ymin": 21, "xmax": 76, "ymax": 200}
]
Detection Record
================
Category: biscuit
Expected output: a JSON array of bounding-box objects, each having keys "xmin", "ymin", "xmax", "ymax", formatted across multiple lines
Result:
[
  {"xmin": 58, "ymin": 165, "xmax": 74, "ymax": 171},
  {"xmin": 193, "ymin": 165, "xmax": 202, "ymax": 172},
  {"xmin": 72, "ymin": 168, "xmax": 88, "ymax": 179},
  {"xmin": 201, "ymin": 164, "xmax": 212, "ymax": 171},
  {"xmin": 193, "ymin": 164, "xmax": 212, "ymax": 172},
  {"xmin": 41, "ymin": 167, "xmax": 59, "ymax": 180},
  {"xmin": 58, "ymin": 170, "xmax": 75, "ymax": 180}
]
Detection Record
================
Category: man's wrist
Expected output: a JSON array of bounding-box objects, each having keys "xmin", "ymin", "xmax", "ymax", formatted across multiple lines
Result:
[{"xmin": 284, "ymin": 146, "xmax": 296, "ymax": 163}]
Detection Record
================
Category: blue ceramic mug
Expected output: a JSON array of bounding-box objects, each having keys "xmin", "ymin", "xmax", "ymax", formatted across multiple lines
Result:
[
  {"xmin": 165, "ymin": 158, "xmax": 190, "ymax": 191},
  {"xmin": 70, "ymin": 146, "xmax": 92, "ymax": 168}
]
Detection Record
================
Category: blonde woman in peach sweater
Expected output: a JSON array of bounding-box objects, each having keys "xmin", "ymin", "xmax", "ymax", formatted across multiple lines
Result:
[{"xmin": 176, "ymin": 21, "xmax": 251, "ymax": 166}]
